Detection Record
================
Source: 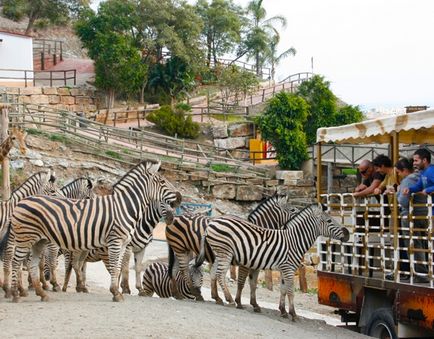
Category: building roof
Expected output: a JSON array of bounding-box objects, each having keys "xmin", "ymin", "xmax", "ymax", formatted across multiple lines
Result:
[
  {"xmin": 316, "ymin": 109, "xmax": 434, "ymax": 145},
  {"xmin": 0, "ymin": 29, "xmax": 32, "ymax": 39}
]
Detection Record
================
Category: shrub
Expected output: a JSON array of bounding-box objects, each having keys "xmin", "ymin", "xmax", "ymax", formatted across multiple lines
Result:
[{"xmin": 146, "ymin": 104, "xmax": 200, "ymax": 139}]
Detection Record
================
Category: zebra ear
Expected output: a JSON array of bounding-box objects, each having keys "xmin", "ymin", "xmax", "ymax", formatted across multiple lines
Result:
[{"xmin": 147, "ymin": 161, "xmax": 161, "ymax": 173}]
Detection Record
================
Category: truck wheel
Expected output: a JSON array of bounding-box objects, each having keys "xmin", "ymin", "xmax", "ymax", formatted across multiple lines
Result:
[{"xmin": 364, "ymin": 307, "xmax": 397, "ymax": 339}]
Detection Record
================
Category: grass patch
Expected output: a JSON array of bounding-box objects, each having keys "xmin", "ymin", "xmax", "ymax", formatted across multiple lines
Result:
[
  {"xmin": 105, "ymin": 150, "xmax": 122, "ymax": 160},
  {"xmin": 122, "ymin": 148, "xmax": 132, "ymax": 155},
  {"xmin": 211, "ymin": 163, "xmax": 237, "ymax": 173},
  {"xmin": 26, "ymin": 128, "xmax": 44, "ymax": 136},
  {"xmin": 342, "ymin": 168, "xmax": 357, "ymax": 175},
  {"xmin": 49, "ymin": 133, "xmax": 68, "ymax": 143}
]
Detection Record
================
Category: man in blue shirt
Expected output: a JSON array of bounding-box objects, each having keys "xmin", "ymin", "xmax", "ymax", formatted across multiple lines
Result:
[
  {"xmin": 403, "ymin": 148, "xmax": 434, "ymax": 195},
  {"xmin": 402, "ymin": 148, "xmax": 433, "ymax": 283}
]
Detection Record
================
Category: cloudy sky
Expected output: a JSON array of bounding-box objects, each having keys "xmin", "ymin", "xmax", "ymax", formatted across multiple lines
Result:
[{"xmin": 91, "ymin": 0, "xmax": 434, "ymax": 109}]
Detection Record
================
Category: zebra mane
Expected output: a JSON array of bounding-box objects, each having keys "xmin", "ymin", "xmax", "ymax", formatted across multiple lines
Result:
[
  {"xmin": 286, "ymin": 204, "xmax": 317, "ymax": 223},
  {"xmin": 62, "ymin": 177, "xmax": 93, "ymax": 190},
  {"xmin": 10, "ymin": 171, "xmax": 52, "ymax": 197},
  {"xmin": 249, "ymin": 193, "xmax": 287, "ymax": 217},
  {"xmin": 112, "ymin": 160, "xmax": 159, "ymax": 191}
]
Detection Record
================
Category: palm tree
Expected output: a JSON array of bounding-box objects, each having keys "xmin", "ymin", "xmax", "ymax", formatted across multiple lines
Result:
[
  {"xmin": 267, "ymin": 29, "xmax": 296, "ymax": 81},
  {"xmin": 243, "ymin": 0, "xmax": 287, "ymax": 76}
]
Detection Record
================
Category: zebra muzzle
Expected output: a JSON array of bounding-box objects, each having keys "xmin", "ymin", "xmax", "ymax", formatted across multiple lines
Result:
[{"xmin": 170, "ymin": 192, "xmax": 182, "ymax": 208}]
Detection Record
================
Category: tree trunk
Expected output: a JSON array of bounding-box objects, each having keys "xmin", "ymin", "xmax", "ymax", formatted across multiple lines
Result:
[{"xmin": 107, "ymin": 89, "xmax": 115, "ymax": 109}]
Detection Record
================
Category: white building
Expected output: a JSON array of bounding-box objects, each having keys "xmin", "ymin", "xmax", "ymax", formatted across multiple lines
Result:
[{"xmin": 0, "ymin": 30, "xmax": 33, "ymax": 87}]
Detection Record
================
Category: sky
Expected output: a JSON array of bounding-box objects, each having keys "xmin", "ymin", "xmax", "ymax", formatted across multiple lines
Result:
[{"xmin": 91, "ymin": 0, "xmax": 434, "ymax": 110}]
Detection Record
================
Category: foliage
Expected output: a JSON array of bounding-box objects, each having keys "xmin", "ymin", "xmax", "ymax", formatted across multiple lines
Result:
[
  {"xmin": 2, "ymin": 0, "xmax": 89, "ymax": 34},
  {"xmin": 217, "ymin": 65, "xmax": 259, "ymax": 104},
  {"xmin": 105, "ymin": 150, "xmax": 122, "ymax": 160},
  {"xmin": 210, "ymin": 163, "xmax": 237, "ymax": 172},
  {"xmin": 48, "ymin": 133, "xmax": 68, "ymax": 143},
  {"xmin": 146, "ymin": 104, "xmax": 200, "ymax": 139},
  {"xmin": 256, "ymin": 91, "xmax": 309, "ymax": 170},
  {"xmin": 342, "ymin": 168, "xmax": 357, "ymax": 175},
  {"xmin": 195, "ymin": 0, "xmax": 243, "ymax": 66},
  {"xmin": 297, "ymin": 75, "xmax": 364, "ymax": 144},
  {"xmin": 148, "ymin": 57, "xmax": 197, "ymax": 106},
  {"xmin": 26, "ymin": 128, "xmax": 44, "ymax": 136},
  {"xmin": 265, "ymin": 30, "xmax": 296, "ymax": 81},
  {"xmin": 239, "ymin": 0, "xmax": 287, "ymax": 76}
]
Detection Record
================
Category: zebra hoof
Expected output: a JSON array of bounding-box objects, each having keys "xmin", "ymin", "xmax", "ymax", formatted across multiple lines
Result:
[
  {"xmin": 215, "ymin": 298, "xmax": 224, "ymax": 306},
  {"xmin": 122, "ymin": 288, "xmax": 131, "ymax": 295},
  {"xmin": 40, "ymin": 295, "xmax": 50, "ymax": 302},
  {"xmin": 138, "ymin": 291, "xmax": 148, "ymax": 297},
  {"xmin": 19, "ymin": 289, "xmax": 29, "ymax": 297},
  {"xmin": 195, "ymin": 295, "xmax": 204, "ymax": 302},
  {"xmin": 280, "ymin": 312, "xmax": 289, "ymax": 318},
  {"xmin": 42, "ymin": 284, "xmax": 49, "ymax": 291},
  {"xmin": 236, "ymin": 304, "xmax": 244, "ymax": 310},
  {"xmin": 62, "ymin": 287, "xmax": 67, "ymax": 292},
  {"xmin": 252, "ymin": 305, "xmax": 261, "ymax": 313},
  {"xmin": 4, "ymin": 290, "xmax": 12, "ymax": 299},
  {"xmin": 12, "ymin": 296, "xmax": 21, "ymax": 303},
  {"xmin": 112, "ymin": 294, "xmax": 124, "ymax": 302},
  {"xmin": 52, "ymin": 285, "xmax": 61, "ymax": 292}
]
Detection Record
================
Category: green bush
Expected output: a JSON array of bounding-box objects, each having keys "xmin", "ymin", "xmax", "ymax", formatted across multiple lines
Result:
[
  {"xmin": 210, "ymin": 163, "xmax": 236, "ymax": 172},
  {"xmin": 146, "ymin": 104, "xmax": 200, "ymax": 139},
  {"xmin": 342, "ymin": 168, "xmax": 357, "ymax": 175}
]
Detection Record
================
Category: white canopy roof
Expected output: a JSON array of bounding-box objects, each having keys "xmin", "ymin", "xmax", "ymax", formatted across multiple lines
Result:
[{"xmin": 316, "ymin": 109, "xmax": 434, "ymax": 144}]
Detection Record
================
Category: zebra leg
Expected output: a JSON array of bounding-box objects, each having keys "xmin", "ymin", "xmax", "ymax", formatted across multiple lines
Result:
[
  {"xmin": 18, "ymin": 265, "xmax": 29, "ymax": 297},
  {"xmin": 214, "ymin": 254, "xmax": 235, "ymax": 305},
  {"xmin": 39, "ymin": 249, "xmax": 49, "ymax": 290},
  {"xmin": 134, "ymin": 249, "xmax": 148, "ymax": 296},
  {"xmin": 108, "ymin": 241, "xmax": 127, "ymax": 302},
  {"xmin": 47, "ymin": 244, "xmax": 61, "ymax": 292},
  {"xmin": 3, "ymin": 239, "xmax": 15, "ymax": 298},
  {"xmin": 235, "ymin": 266, "xmax": 249, "ymax": 309},
  {"xmin": 62, "ymin": 250, "xmax": 73, "ymax": 292},
  {"xmin": 29, "ymin": 240, "xmax": 50, "ymax": 302},
  {"xmin": 11, "ymin": 246, "xmax": 31, "ymax": 303},
  {"xmin": 120, "ymin": 248, "xmax": 132, "ymax": 295},
  {"xmin": 172, "ymin": 253, "xmax": 190, "ymax": 300},
  {"xmin": 279, "ymin": 266, "xmax": 297, "ymax": 321},
  {"xmin": 73, "ymin": 250, "xmax": 89, "ymax": 293},
  {"xmin": 209, "ymin": 260, "xmax": 223, "ymax": 305},
  {"xmin": 248, "ymin": 269, "xmax": 261, "ymax": 312}
]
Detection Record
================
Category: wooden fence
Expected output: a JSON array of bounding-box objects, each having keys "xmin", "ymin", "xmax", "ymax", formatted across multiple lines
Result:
[
  {"xmin": 0, "ymin": 69, "xmax": 76, "ymax": 87},
  {"xmin": 8, "ymin": 103, "xmax": 270, "ymax": 180},
  {"xmin": 33, "ymin": 38, "xmax": 64, "ymax": 71}
]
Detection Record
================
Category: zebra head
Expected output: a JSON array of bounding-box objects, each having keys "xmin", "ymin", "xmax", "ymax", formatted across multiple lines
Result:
[
  {"xmin": 314, "ymin": 206, "xmax": 349, "ymax": 242},
  {"xmin": 143, "ymin": 161, "xmax": 182, "ymax": 209},
  {"xmin": 43, "ymin": 170, "xmax": 60, "ymax": 196},
  {"xmin": 156, "ymin": 201, "xmax": 174, "ymax": 225}
]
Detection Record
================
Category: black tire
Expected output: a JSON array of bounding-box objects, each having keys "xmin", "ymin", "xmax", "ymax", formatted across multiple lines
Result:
[{"xmin": 364, "ymin": 307, "xmax": 397, "ymax": 339}]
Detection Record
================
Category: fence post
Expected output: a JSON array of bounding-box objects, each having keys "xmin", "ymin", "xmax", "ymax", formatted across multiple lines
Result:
[
  {"xmin": 60, "ymin": 41, "xmax": 63, "ymax": 62},
  {"xmin": 64, "ymin": 70, "xmax": 66, "ymax": 86},
  {"xmin": 262, "ymin": 89, "xmax": 265, "ymax": 102}
]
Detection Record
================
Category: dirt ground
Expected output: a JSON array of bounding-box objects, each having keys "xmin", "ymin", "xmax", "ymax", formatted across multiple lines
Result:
[{"xmin": 0, "ymin": 240, "xmax": 368, "ymax": 339}]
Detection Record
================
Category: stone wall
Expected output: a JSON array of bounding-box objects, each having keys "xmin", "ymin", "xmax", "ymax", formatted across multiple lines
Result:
[
  {"xmin": 5, "ymin": 86, "xmax": 97, "ymax": 114},
  {"xmin": 212, "ymin": 122, "xmax": 254, "ymax": 160}
]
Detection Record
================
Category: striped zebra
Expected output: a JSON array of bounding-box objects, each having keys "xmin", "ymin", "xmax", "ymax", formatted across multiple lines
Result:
[
  {"xmin": 0, "ymin": 170, "xmax": 55, "ymax": 291},
  {"xmin": 41, "ymin": 177, "xmax": 95, "ymax": 291},
  {"xmin": 3, "ymin": 160, "xmax": 181, "ymax": 302},
  {"xmin": 166, "ymin": 195, "xmax": 298, "ymax": 306},
  {"xmin": 141, "ymin": 261, "xmax": 203, "ymax": 299},
  {"xmin": 195, "ymin": 205, "xmax": 349, "ymax": 320},
  {"xmin": 61, "ymin": 200, "xmax": 169, "ymax": 295}
]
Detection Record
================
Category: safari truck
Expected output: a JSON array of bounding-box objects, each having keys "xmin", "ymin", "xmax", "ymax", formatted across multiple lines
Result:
[{"xmin": 315, "ymin": 109, "xmax": 434, "ymax": 338}]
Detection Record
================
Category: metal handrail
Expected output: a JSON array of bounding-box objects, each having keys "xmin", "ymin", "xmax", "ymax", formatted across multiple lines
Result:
[{"xmin": 0, "ymin": 68, "xmax": 76, "ymax": 87}]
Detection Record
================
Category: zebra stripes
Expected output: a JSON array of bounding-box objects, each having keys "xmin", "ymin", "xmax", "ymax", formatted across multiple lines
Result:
[
  {"xmin": 141, "ymin": 261, "xmax": 203, "ymax": 299},
  {"xmin": 196, "ymin": 205, "xmax": 349, "ymax": 320},
  {"xmin": 62, "ymin": 200, "xmax": 168, "ymax": 295},
  {"xmin": 5, "ymin": 160, "xmax": 181, "ymax": 302},
  {"xmin": 0, "ymin": 170, "xmax": 55, "ymax": 291}
]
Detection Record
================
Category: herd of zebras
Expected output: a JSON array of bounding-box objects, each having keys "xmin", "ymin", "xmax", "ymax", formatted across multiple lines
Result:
[{"xmin": 0, "ymin": 161, "xmax": 349, "ymax": 321}]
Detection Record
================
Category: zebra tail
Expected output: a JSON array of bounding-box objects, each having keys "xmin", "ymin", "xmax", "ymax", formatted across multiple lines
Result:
[
  {"xmin": 194, "ymin": 234, "xmax": 207, "ymax": 268},
  {"xmin": 168, "ymin": 244, "xmax": 177, "ymax": 279},
  {"xmin": 0, "ymin": 221, "xmax": 11, "ymax": 259}
]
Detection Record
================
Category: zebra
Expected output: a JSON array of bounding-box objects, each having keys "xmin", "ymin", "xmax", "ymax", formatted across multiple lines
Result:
[
  {"xmin": 3, "ymin": 160, "xmax": 181, "ymax": 302},
  {"xmin": 195, "ymin": 205, "xmax": 349, "ymax": 320},
  {"xmin": 61, "ymin": 200, "xmax": 170, "ymax": 295},
  {"xmin": 0, "ymin": 170, "xmax": 55, "ymax": 291},
  {"xmin": 166, "ymin": 194, "xmax": 299, "ymax": 306},
  {"xmin": 141, "ymin": 261, "xmax": 203, "ymax": 299},
  {"xmin": 40, "ymin": 177, "xmax": 95, "ymax": 291},
  {"xmin": 166, "ymin": 213, "xmax": 212, "ymax": 301}
]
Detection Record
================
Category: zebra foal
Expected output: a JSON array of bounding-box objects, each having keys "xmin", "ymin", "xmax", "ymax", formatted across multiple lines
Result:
[
  {"xmin": 142, "ymin": 261, "xmax": 203, "ymax": 299},
  {"xmin": 3, "ymin": 161, "xmax": 181, "ymax": 302},
  {"xmin": 195, "ymin": 205, "xmax": 349, "ymax": 320}
]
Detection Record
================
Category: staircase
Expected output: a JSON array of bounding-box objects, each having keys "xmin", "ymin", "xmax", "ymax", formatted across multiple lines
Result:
[{"xmin": 33, "ymin": 38, "xmax": 64, "ymax": 71}]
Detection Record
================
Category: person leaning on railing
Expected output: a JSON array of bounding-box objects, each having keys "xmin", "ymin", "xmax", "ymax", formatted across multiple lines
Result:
[
  {"xmin": 386, "ymin": 157, "xmax": 428, "ymax": 282},
  {"xmin": 353, "ymin": 159, "xmax": 385, "ymax": 197},
  {"xmin": 372, "ymin": 154, "xmax": 400, "ymax": 195}
]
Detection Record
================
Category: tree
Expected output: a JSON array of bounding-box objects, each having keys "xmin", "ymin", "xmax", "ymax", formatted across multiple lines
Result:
[
  {"xmin": 256, "ymin": 91, "xmax": 309, "ymax": 170},
  {"xmin": 217, "ymin": 65, "xmax": 260, "ymax": 105},
  {"xmin": 297, "ymin": 75, "xmax": 365, "ymax": 144},
  {"xmin": 240, "ymin": 0, "xmax": 287, "ymax": 76},
  {"xmin": 195, "ymin": 0, "xmax": 243, "ymax": 66},
  {"xmin": 266, "ymin": 29, "xmax": 296, "ymax": 81},
  {"xmin": 2, "ymin": 0, "xmax": 89, "ymax": 34},
  {"xmin": 75, "ymin": 3, "xmax": 147, "ymax": 107}
]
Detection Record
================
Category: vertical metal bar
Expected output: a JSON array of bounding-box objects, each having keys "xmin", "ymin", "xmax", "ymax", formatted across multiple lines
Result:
[
  {"xmin": 316, "ymin": 142, "xmax": 322, "ymax": 201},
  {"xmin": 1, "ymin": 104, "xmax": 11, "ymax": 199}
]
